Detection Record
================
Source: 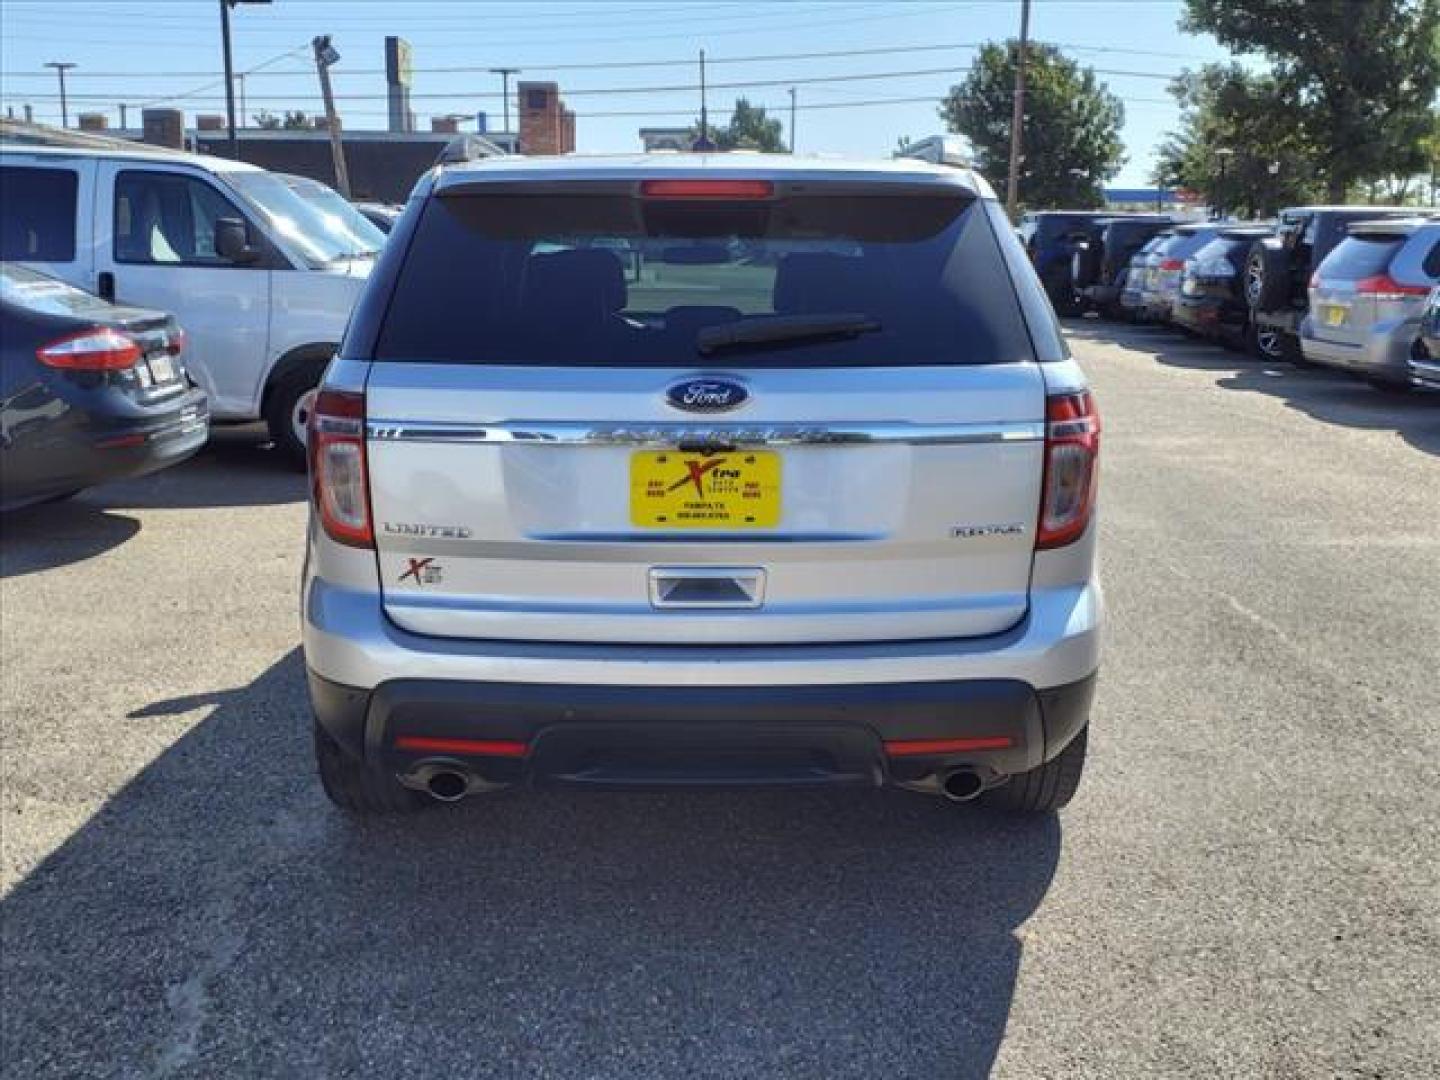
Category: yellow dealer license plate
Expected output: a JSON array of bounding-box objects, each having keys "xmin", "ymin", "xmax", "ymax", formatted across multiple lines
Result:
[
  {"xmin": 630, "ymin": 449, "xmax": 781, "ymax": 528},
  {"xmin": 1323, "ymin": 304, "xmax": 1348, "ymax": 327}
]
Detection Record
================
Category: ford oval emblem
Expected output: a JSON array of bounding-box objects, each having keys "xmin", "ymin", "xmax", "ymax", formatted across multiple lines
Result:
[{"xmin": 665, "ymin": 377, "xmax": 749, "ymax": 414}]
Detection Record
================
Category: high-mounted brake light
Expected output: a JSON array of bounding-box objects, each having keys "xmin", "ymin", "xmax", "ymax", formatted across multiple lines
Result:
[
  {"xmin": 1037, "ymin": 390, "xmax": 1100, "ymax": 550},
  {"xmin": 36, "ymin": 327, "xmax": 141, "ymax": 371},
  {"xmin": 308, "ymin": 388, "xmax": 373, "ymax": 548},
  {"xmin": 640, "ymin": 179, "xmax": 775, "ymax": 200},
  {"xmin": 1159, "ymin": 258, "xmax": 1184, "ymax": 272},
  {"xmin": 1354, "ymin": 273, "xmax": 1430, "ymax": 300}
]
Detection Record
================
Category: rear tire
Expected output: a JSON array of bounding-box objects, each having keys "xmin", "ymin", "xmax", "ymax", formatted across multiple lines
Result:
[
  {"xmin": 1249, "ymin": 323, "xmax": 1300, "ymax": 363},
  {"xmin": 314, "ymin": 721, "xmax": 426, "ymax": 815},
  {"xmin": 264, "ymin": 366, "xmax": 323, "ymax": 472},
  {"xmin": 982, "ymin": 727, "xmax": 1088, "ymax": 813}
]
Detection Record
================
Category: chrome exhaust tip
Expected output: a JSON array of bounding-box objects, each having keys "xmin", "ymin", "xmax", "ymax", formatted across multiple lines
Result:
[
  {"xmin": 424, "ymin": 769, "xmax": 471, "ymax": 802},
  {"xmin": 939, "ymin": 768, "xmax": 984, "ymax": 803}
]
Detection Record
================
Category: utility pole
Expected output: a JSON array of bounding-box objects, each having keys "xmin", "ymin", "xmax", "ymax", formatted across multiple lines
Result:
[
  {"xmin": 789, "ymin": 87, "xmax": 797, "ymax": 153},
  {"xmin": 237, "ymin": 73, "xmax": 246, "ymax": 128},
  {"xmin": 44, "ymin": 62, "xmax": 76, "ymax": 128},
  {"xmin": 1005, "ymin": 0, "xmax": 1031, "ymax": 218},
  {"xmin": 219, "ymin": 0, "xmax": 237, "ymax": 156},
  {"xmin": 219, "ymin": 0, "xmax": 271, "ymax": 158},
  {"xmin": 488, "ymin": 67, "xmax": 520, "ymax": 137},
  {"xmin": 119, "ymin": 102, "xmax": 128, "ymax": 130},
  {"xmin": 694, "ymin": 49, "xmax": 716, "ymax": 151},
  {"xmin": 312, "ymin": 35, "xmax": 351, "ymax": 197}
]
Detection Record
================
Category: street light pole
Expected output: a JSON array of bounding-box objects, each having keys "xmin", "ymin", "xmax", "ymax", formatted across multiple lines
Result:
[
  {"xmin": 1005, "ymin": 0, "xmax": 1032, "ymax": 219},
  {"xmin": 789, "ymin": 87, "xmax": 797, "ymax": 153},
  {"xmin": 312, "ymin": 35, "xmax": 351, "ymax": 198},
  {"xmin": 489, "ymin": 67, "xmax": 520, "ymax": 138},
  {"xmin": 44, "ymin": 62, "xmax": 76, "ymax": 128},
  {"xmin": 1215, "ymin": 147, "xmax": 1234, "ymax": 220}
]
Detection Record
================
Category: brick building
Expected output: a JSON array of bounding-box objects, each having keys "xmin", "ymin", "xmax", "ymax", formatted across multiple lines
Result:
[{"xmin": 517, "ymin": 81, "xmax": 575, "ymax": 155}]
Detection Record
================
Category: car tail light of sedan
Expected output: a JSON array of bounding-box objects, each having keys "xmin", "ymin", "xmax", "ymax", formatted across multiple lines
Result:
[
  {"xmin": 36, "ymin": 327, "xmax": 142, "ymax": 371},
  {"xmin": 308, "ymin": 389, "xmax": 374, "ymax": 548}
]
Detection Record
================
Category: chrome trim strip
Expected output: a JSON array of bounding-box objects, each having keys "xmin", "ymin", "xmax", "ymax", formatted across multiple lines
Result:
[{"xmin": 365, "ymin": 419, "xmax": 1045, "ymax": 447}]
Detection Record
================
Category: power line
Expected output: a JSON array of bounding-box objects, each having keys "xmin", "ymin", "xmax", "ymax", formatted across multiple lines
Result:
[{"xmin": 0, "ymin": 40, "xmax": 1199, "ymax": 81}]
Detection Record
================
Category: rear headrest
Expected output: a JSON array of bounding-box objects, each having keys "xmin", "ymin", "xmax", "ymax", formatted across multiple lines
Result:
[
  {"xmin": 773, "ymin": 253, "xmax": 876, "ymax": 315},
  {"xmin": 521, "ymin": 249, "xmax": 625, "ymax": 321}
]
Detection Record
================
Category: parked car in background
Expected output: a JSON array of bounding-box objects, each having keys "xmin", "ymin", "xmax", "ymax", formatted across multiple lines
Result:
[
  {"xmin": 1132, "ymin": 224, "xmax": 1226, "ymax": 324},
  {"xmin": 280, "ymin": 174, "xmax": 390, "ymax": 255},
  {"xmin": 304, "ymin": 154, "xmax": 1101, "ymax": 817},
  {"xmin": 1408, "ymin": 286, "xmax": 1440, "ymax": 390},
  {"xmin": 353, "ymin": 201, "xmax": 403, "ymax": 234},
  {"xmin": 1071, "ymin": 216, "xmax": 1174, "ymax": 318},
  {"xmin": 1299, "ymin": 217, "xmax": 1440, "ymax": 390},
  {"xmin": 1018, "ymin": 209, "xmax": 1118, "ymax": 313},
  {"xmin": 1172, "ymin": 225, "xmax": 1282, "ymax": 356},
  {"xmin": 0, "ymin": 145, "xmax": 374, "ymax": 467},
  {"xmin": 1244, "ymin": 206, "xmax": 1420, "ymax": 363},
  {"xmin": 1, "ymin": 263, "xmax": 207, "ymax": 511},
  {"xmin": 1119, "ymin": 232, "xmax": 1173, "ymax": 320}
]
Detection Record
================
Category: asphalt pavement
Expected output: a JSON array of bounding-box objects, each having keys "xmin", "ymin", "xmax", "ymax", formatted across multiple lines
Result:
[{"xmin": 2, "ymin": 321, "xmax": 1437, "ymax": 1079}]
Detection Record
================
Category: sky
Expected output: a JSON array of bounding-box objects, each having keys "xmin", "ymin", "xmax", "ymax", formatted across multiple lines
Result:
[{"xmin": 0, "ymin": 0, "xmax": 1239, "ymax": 186}]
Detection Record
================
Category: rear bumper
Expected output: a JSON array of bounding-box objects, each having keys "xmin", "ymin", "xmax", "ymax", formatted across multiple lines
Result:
[
  {"xmin": 1299, "ymin": 318, "xmax": 1418, "ymax": 381},
  {"xmin": 1408, "ymin": 352, "xmax": 1440, "ymax": 390},
  {"xmin": 1080, "ymin": 283, "xmax": 1122, "ymax": 306},
  {"xmin": 1172, "ymin": 296, "xmax": 1245, "ymax": 340},
  {"xmin": 303, "ymin": 572, "xmax": 1101, "ymax": 786},
  {"xmin": 309, "ymin": 668, "xmax": 1096, "ymax": 787}
]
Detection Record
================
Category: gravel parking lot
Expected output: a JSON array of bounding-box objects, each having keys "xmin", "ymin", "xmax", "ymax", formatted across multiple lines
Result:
[{"xmin": 2, "ymin": 321, "xmax": 1437, "ymax": 1079}]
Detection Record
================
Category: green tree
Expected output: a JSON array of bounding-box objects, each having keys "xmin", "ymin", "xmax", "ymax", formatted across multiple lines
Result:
[
  {"xmin": 692, "ymin": 98, "xmax": 786, "ymax": 152},
  {"xmin": 1153, "ymin": 64, "xmax": 1318, "ymax": 216},
  {"xmin": 251, "ymin": 109, "xmax": 312, "ymax": 131},
  {"xmin": 1182, "ymin": 0, "xmax": 1440, "ymax": 202},
  {"xmin": 940, "ymin": 41, "xmax": 1125, "ymax": 210}
]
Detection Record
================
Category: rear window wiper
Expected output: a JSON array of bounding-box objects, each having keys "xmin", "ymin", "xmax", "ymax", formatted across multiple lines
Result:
[{"xmin": 696, "ymin": 313, "xmax": 881, "ymax": 356}]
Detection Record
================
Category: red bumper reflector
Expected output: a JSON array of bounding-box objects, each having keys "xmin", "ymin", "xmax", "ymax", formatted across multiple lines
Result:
[
  {"xmin": 394, "ymin": 736, "xmax": 528, "ymax": 758},
  {"xmin": 884, "ymin": 736, "xmax": 1014, "ymax": 757}
]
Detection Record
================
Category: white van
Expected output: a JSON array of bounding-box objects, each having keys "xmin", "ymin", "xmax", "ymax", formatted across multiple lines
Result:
[{"xmin": 0, "ymin": 145, "xmax": 378, "ymax": 465}]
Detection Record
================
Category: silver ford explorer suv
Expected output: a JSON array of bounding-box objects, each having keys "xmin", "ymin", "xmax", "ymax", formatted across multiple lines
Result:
[{"xmin": 301, "ymin": 154, "xmax": 1102, "ymax": 816}]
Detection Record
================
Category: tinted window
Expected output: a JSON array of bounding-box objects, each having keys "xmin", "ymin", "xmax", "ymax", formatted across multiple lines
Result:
[
  {"xmin": 1159, "ymin": 230, "xmax": 1219, "ymax": 260},
  {"xmin": 376, "ymin": 192, "xmax": 1032, "ymax": 367},
  {"xmin": 1317, "ymin": 235, "xmax": 1404, "ymax": 281},
  {"xmin": 114, "ymin": 170, "xmax": 246, "ymax": 266},
  {"xmin": 1422, "ymin": 240, "xmax": 1440, "ymax": 279},
  {"xmin": 0, "ymin": 166, "xmax": 78, "ymax": 261}
]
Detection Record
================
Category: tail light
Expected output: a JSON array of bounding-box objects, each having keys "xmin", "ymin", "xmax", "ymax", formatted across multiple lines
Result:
[
  {"xmin": 36, "ymin": 327, "xmax": 141, "ymax": 371},
  {"xmin": 1037, "ymin": 391, "xmax": 1100, "ymax": 549},
  {"xmin": 1159, "ymin": 258, "xmax": 1184, "ymax": 272},
  {"xmin": 1354, "ymin": 274, "xmax": 1430, "ymax": 300},
  {"xmin": 164, "ymin": 327, "xmax": 187, "ymax": 357},
  {"xmin": 308, "ymin": 388, "xmax": 373, "ymax": 548},
  {"xmin": 640, "ymin": 179, "xmax": 774, "ymax": 200}
]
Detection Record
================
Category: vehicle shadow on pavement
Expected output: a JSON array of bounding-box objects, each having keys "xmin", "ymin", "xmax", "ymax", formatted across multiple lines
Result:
[
  {"xmin": 0, "ymin": 497, "xmax": 141, "ymax": 579},
  {"xmin": 1069, "ymin": 321, "xmax": 1440, "ymax": 458},
  {"xmin": 92, "ymin": 425, "xmax": 307, "ymax": 512},
  {"xmin": 1, "ymin": 649, "xmax": 1061, "ymax": 1080}
]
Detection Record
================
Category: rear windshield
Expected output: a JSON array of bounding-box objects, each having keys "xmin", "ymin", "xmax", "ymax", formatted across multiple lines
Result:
[
  {"xmin": 1318, "ymin": 235, "xmax": 1404, "ymax": 280},
  {"xmin": 1158, "ymin": 230, "xmax": 1218, "ymax": 260},
  {"xmin": 376, "ymin": 190, "xmax": 1032, "ymax": 367}
]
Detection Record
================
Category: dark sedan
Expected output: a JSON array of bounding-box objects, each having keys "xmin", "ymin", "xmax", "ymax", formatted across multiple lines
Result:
[
  {"xmin": 1, "ymin": 264, "xmax": 208, "ymax": 512},
  {"xmin": 1171, "ymin": 225, "xmax": 1287, "ymax": 358}
]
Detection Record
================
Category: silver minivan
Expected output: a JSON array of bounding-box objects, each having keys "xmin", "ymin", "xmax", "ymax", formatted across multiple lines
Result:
[
  {"xmin": 1300, "ymin": 217, "xmax": 1440, "ymax": 389},
  {"xmin": 300, "ymin": 155, "xmax": 1102, "ymax": 817}
]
